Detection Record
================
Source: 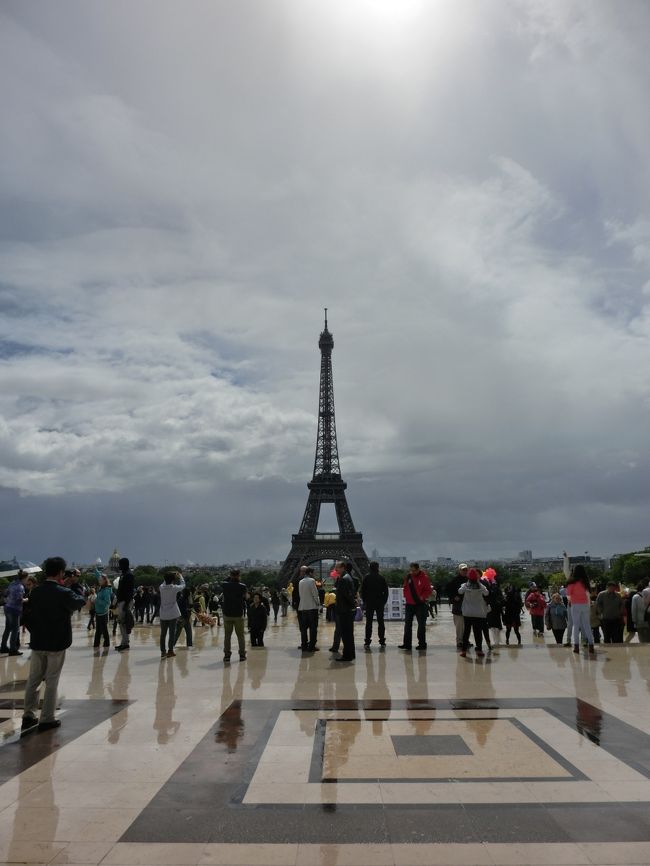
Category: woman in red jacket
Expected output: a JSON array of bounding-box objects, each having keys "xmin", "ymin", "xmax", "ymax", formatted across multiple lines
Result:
[{"xmin": 525, "ymin": 588, "xmax": 547, "ymax": 637}]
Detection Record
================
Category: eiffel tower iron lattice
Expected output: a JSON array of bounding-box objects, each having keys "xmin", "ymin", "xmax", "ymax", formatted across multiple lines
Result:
[{"xmin": 279, "ymin": 311, "xmax": 370, "ymax": 584}]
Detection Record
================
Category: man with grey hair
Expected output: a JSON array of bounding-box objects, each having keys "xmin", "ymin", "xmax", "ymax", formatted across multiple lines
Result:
[{"xmin": 298, "ymin": 567, "xmax": 320, "ymax": 652}]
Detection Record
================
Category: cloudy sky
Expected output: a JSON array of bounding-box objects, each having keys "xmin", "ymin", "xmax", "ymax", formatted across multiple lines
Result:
[{"xmin": 2, "ymin": 0, "xmax": 650, "ymax": 566}]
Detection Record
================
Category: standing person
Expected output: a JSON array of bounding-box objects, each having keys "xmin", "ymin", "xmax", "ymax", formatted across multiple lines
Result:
[
  {"xmin": 279, "ymin": 587, "xmax": 289, "ymax": 617},
  {"xmin": 525, "ymin": 587, "xmax": 547, "ymax": 637},
  {"xmin": 151, "ymin": 586, "xmax": 161, "ymax": 624},
  {"xmin": 631, "ymin": 585, "xmax": 650, "ymax": 643},
  {"xmin": 596, "ymin": 583, "xmax": 625, "ymax": 644},
  {"xmin": 564, "ymin": 551, "xmax": 595, "ymax": 655},
  {"xmin": 459, "ymin": 569, "xmax": 489, "ymax": 657},
  {"xmin": 298, "ymin": 568, "xmax": 321, "ymax": 652},
  {"xmin": 485, "ymin": 576, "xmax": 504, "ymax": 652},
  {"xmin": 176, "ymin": 585, "xmax": 194, "ymax": 648},
  {"xmin": 86, "ymin": 587, "xmax": 96, "ymax": 632},
  {"xmin": 21, "ymin": 557, "xmax": 85, "ymax": 731},
  {"xmin": 446, "ymin": 564, "xmax": 469, "ymax": 649},
  {"xmin": 159, "ymin": 572, "xmax": 184, "ymax": 659},
  {"xmin": 115, "ymin": 558, "xmax": 135, "ymax": 652},
  {"xmin": 399, "ymin": 563, "xmax": 432, "ymax": 652},
  {"xmin": 248, "ymin": 593, "xmax": 268, "ymax": 647},
  {"xmin": 545, "ymin": 593, "xmax": 569, "ymax": 644},
  {"xmin": 502, "ymin": 584, "xmax": 523, "ymax": 646},
  {"xmin": 328, "ymin": 561, "xmax": 345, "ymax": 654},
  {"xmin": 1, "ymin": 571, "xmax": 26, "ymax": 656},
  {"xmin": 361, "ymin": 561, "xmax": 388, "ymax": 648},
  {"xmin": 270, "ymin": 589, "xmax": 280, "ymax": 624},
  {"xmin": 93, "ymin": 575, "xmax": 112, "ymax": 651},
  {"xmin": 221, "ymin": 569, "xmax": 248, "ymax": 662},
  {"xmin": 334, "ymin": 562, "xmax": 357, "ymax": 662}
]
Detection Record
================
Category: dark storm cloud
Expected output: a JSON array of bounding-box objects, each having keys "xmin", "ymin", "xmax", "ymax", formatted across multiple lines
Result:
[{"xmin": 1, "ymin": 1, "xmax": 650, "ymax": 562}]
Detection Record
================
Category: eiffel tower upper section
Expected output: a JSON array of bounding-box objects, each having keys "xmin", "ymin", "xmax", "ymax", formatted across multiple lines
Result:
[{"xmin": 279, "ymin": 311, "xmax": 369, "ymax": 582}]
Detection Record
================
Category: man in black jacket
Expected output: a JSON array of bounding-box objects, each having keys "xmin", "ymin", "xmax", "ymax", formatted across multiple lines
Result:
[
  {"xmin": 221, "ymin": 569, "xmax": 248, "ymax": 662},
  {"xmin": 335, "ymin": 562, "xmax": 357, "ymax": 662},
  {"xmin": 115, "ymin": 557, "xmax": 135, "ymax": 651},
  {"xmin": 361, "ymin": 561, "xmax": 389, "ymax": 648},
  {"xmin": 21, "ymin": 556, "xmax": 85, "ymax": 732}
]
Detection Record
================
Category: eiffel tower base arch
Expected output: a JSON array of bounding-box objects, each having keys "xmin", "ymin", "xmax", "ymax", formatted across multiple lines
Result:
[{"xmin": 279, "ymin": 534, "xmax": 370, "ymax": 585}]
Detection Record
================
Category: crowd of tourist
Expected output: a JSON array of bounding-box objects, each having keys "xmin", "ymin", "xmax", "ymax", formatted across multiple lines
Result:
[{"xmin": 2, "ymin": 552, "xmax": 649, "ymax": 731}]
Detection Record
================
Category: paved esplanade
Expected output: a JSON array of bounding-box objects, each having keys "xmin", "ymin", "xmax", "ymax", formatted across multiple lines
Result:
[{"xmin": 1, "ymin": 610, "xmax": 650, "ymax": 865}]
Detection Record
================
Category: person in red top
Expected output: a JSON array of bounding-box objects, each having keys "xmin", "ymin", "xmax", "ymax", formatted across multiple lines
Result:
[
  {"xmin": 563, "ymin": 551, "xmax": 595, "ymax": 655},
  {"xmin": 399, "ymin": 562, "xmax": 432, "ymax": 652},
  {"xmin": 525, "ymin": 588, "xmax": 547, "ymax": 637}
]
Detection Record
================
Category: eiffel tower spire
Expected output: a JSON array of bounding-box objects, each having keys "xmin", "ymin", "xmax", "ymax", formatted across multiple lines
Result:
[{"xmin": 279, "ymin": 311, "xmax": 369, "ymax": 584}]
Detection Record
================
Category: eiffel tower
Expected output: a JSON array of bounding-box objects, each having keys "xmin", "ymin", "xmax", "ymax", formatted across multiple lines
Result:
[{"xmin": 279, "ymin": 311, "xmax": 370, "ymax": 583}]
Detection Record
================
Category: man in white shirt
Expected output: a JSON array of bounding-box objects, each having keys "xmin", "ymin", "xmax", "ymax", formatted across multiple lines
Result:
[{"xmin": 298, "ymin": 567, "xmax": 321, "ymax": 652}]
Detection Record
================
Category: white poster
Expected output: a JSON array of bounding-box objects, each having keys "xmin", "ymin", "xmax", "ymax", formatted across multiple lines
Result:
[{"xmin": 384, "ymin": 587, "xmax": 405, "ymax": 621}]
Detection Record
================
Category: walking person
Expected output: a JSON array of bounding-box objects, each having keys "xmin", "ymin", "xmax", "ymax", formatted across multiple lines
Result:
[
  {"xmin": 1, "ymin": 570, "xmax": 27, "ymax": 656},
  {"xmin": 21, "ymin": 557, "xmax": 86, "ymax": 732},
  {"xmin": 334, "ymin": 562, "xmax": 357, "ymax": 662},
  {"xmin": 399, "ymin": 563, "xmax": 432, "ymax": 652},
  {"xmin": 545, "ymin": 593, "xmax": 569, "ymax": 644},
  {"xmin": 485, "ymin": 575, "xmax": 503, "ymax": 652},
  {"xmin": 361, "ymin": 561, "xmax": 388, "ymax": 648},
  {"xmin": 115, "ymin": 557, "xmax": 135, "ymax": 652},
  {"xmin": 502, "ymin": 584, "xmax": 523, "ymax": 645},
  {"xmin": 221, "ymin": 569, "xmax": 248, "ymax": 662},
  {"xmin": 631, "ymin": 585, "xmax": 650, "ymax": 643},
  {"xmin": 298, "ymin": 568, "xmax": 320, "ymax": 652},
  {"xmin": 328, "ymin": 561, "xmax": 345, "ymax": 654},
  {"xmin": 159, "ymin": 572, "xmax": 184, "ymax": 659},
  {"xmin": 270, "ymin": 589, "xmax": 280, "ymax": 624},
  {"xmin": 563, "ymin": 551, "xmax": 595, "ymax": 655},
  {"xmin": 93, "ymin": 575, "xmax": 112, "ymax": 651},
  {"xmin": 525, "ymin": 586, "xmax": 547, "ymax": 637},
  {"xmin": 459, "ymin": 569, "xmax": 489, "ymax": 657},
  {"xmin": 596, "ymin": 583, "xmax": 625, "ymax": 644},
  {"xmin": 248, "ymin": 593, "xmax": 268, "ymax": 647}
]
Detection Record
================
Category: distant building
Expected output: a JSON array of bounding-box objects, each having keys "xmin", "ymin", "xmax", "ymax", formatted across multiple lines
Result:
[{"xmin": 518, "ymin": 550, "xmax": 533, "ymax": 562}]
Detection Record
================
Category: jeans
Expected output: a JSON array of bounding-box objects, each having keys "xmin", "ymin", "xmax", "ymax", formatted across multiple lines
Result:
[
  {"xmin": 223, "ymin": 616, "xmax": 245, "ymax": 656},
  {"xmin": 364, "ymin": 603, "xmax": 386, "ymax": 644},
  {"xmin": 160, "ymin": 619, "xmax": 177, "ymax": 654},
  {"xmin": 94, "ymin": 613, "xmax": 110, "ymax": 648},
  {"xmin": 117, "ymin": 601, "xmax": 131, "ymax": 646},
  {"xmin": 601, "ymin": 619, "xmax": 624, "ymax": 643},
  {"xmin": 462, "ymin": 617, "xmax": 485, "ymax": 651},
  {"xmin": 338, "ymin": 610, "xmax": 355, "ymax": 659},
  {"xmin": 1, "ymin": 608, "xmax": 21, "ymax": 652},
  {"xmin": 299, "ymin": 609, "xmax": 319, "ymax": 649},
  {"xmin": 403, "ymin": 603, "xmax": 428, "ymax": 648},
  {"xmin": 176, "ymin": 615, "xmax": 193, "ymax": 647},
  {"xmin": 23, "ymin": 649, "xmax": 66, "ymax": 723},
  {"xmin": 571, "ymin": 603, "xmax": 594, "ymax": 646}
]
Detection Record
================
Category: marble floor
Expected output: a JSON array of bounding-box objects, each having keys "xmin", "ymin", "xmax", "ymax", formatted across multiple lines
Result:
[{"xmin": 1, "ymin": 609, "xmax": 650, "ymax": 865}]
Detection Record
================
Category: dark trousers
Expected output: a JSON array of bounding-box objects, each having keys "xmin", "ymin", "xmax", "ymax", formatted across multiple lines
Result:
[
  {"xmin": 250, "ymin": 627, "xmax": 265, "ymax": 646},
  {"xmin": 1, "ymin": 609, "xmax": 21, "ymax": 652},
  {"xmin": 531, "ymin": 614, "xmax": 544, "ymax": 632},
  {"xmin": 601, "ymin": 619, "xmax": 623, "ymax": 643},
  {"xmin": 403, "ymin": 603, "xmax": 427, "ymax": 648},
  {"xmin": 176, "ymin": 615, "xmax": 193, "ymax": 647},
  {"xmin": 299, "ymin": 609, "xmax": 319, "ymax": 649},
  {"xmin": 505, "ymin": 625, "xmax": 521, "ymax": 644},
  {"xmin": 338, "ymin": 610, "xmax": 355, "ymax": 660},
  {"xmin": 160, "ymin": 619, "xmax": 177, "ymax": 653},
  {"xmin": 331, "ymin": 612, "xmax": 341, "ymax": 651},
  {"xmin": 94, "ymin": 613, "xmax": 110, "ymax": 647},
  {"xmin": 552, "ymin": 628, "xmax": 565, "ymax": 644},
  {"xmin": 462, "ymin": 617, "xmax": 485, "ymax": 651},
  {"xmin": 364, "ymin": 604, "xmax": 385, "ymax": 644}
]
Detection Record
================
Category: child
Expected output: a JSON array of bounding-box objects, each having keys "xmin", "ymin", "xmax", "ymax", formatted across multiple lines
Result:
[{"xmin": 248, "ymin": 593, "xmax": 268, "ymax": 647}]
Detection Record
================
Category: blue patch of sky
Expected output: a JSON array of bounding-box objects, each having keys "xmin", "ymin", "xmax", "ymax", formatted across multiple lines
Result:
[{"xmin": 0, "ymin": 340, "xmax": 73, "ymax": 360}]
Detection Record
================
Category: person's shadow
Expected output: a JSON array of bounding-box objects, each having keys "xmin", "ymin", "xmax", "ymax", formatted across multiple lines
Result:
[{"xmin": 153, "ymin": 661, "xmax": 181, "ymax": 744}]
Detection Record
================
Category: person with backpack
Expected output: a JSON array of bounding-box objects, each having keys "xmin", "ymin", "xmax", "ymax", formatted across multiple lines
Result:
[{"xmin": 399, "ymin": 563, "xmax": 432, "ymax": 652}]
